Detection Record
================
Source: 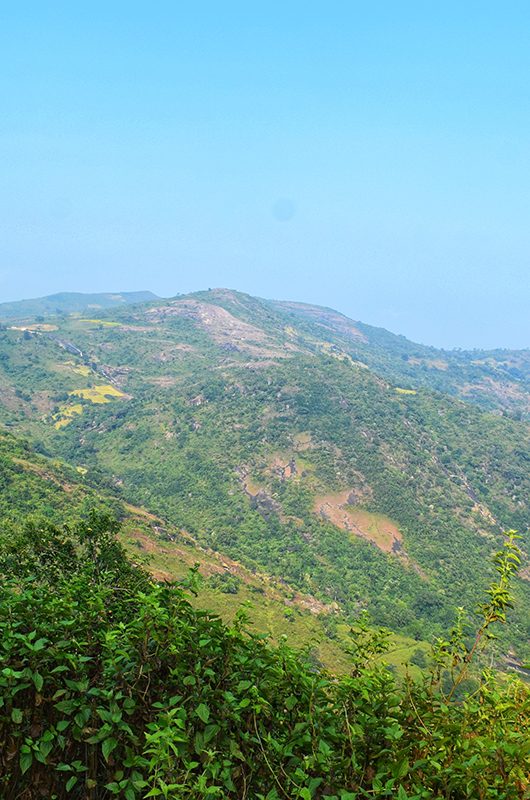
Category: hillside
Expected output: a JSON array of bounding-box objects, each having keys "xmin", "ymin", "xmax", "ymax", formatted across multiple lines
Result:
[
  {"xmin": 0, "ymin": 288, "xmax": 528, "ymax": 660},
  {"xmin": 0, "ymin": 290, "xmax": 158, "ymax": 321},
  {"xmin": 269, "ymin": 297, "xmax": 530, "ymax": 419},
  {"xmin": 4, "ymin": 428, "xmax": 413, "ymax": 674}
]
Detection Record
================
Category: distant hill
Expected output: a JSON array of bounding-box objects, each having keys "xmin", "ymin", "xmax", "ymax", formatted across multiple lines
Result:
[
  {"xmin": 0, "ymin": 290, "xmax": 159, "ymax": 320},
  {"xmin": 0, "ymin": 287, "xmax": 528, "ymax": 660},
  {"xmin": 267, "ymin": 296, "xmax": 530, "ymax": 419}
]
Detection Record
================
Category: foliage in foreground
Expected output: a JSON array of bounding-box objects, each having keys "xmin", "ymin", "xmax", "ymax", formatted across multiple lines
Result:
[{"xmin": 0, "ymin": 514, "xmax": 529, "ymax": 799}]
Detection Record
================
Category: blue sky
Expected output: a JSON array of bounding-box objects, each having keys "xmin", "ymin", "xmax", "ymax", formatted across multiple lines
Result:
[{"xmin": 1, "ymin": 2, "xmax": 529, "ymax": 349}]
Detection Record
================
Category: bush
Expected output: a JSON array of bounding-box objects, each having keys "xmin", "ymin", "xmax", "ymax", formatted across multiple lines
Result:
[{"xmin": 0, "ymin": 515, "xmax": 529, "ymax": 799}]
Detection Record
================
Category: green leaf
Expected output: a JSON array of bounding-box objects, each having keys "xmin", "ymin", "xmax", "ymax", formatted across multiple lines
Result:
[
  {"xmin": 39, "ymin": 739, "xmax": 54, "ymax": 760},
  {"xmin": 55, "ymin": 700, "xmax": 76, "ymax": 713},
  {"xmin": 196, "ymin": 703, "xmax": 210, "ymax": 724},
  {"xmin": 33, "ymin": 672, "xmax": 44, "ymax": 692},
  {"xmin": 102, "ymin": 737, "xmax": 118, "ymax": 762},
  {"xmin": 393, "ymin": 758, "xmax": 409, "ymax": 780},
  {"xmin": 11, "ymin": 708, "xmax": 23, "ymax": 724},
  {"xmin": 66, "ymin": 776, "xmax": 78, "ymax": 792},
  {"xmin": 20, "ymin": 751, "xmax": 33, "ymax": 774}
]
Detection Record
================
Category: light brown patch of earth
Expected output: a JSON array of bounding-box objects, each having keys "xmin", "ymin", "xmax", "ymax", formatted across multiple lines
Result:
[
  {"xmin": 427, "ymin": 359, "xmax": 448, "ymax": 370},
  {"xmin": 407, "ymin": 357, "xmax": 448, "ymax": 370},
  {"xmin": 31, "ymin": 391, "xmax": 56, "ymax": 413},
  {"xmin": 151, "ymin": 344, "xmax": 197, "ymax": 363},
  {"xmin": 268, "ymin": 454, "xmax": 298, "ymax": 480},
  {"xmin": 27, "ymin": 323, "xmax": 59, "ymax": 332},
  {"xmin": 119, "ymin": 325, "xmax": 154, "ymax": 332},
  {"xmin": 460, "ymin": 378, "xmax": 530, "ymax": 412},
  {"xmin": 0, "ymin": 383, "xmax": 25, "ymax": 412},
  {"xmin": 243, "ymin": 359, "xmax": 285, "ymax": 370},
  {"xmin": 314, "ymin": 491, "xmax": 404, "ymax": 556}
]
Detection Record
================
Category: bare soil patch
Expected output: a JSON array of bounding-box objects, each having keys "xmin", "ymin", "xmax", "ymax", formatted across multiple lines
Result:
[{"xmin": 314, "ymin": 491, "xmax": 404, "ymax": 555}]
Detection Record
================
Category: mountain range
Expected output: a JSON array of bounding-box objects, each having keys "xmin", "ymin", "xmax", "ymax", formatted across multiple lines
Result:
[{"xmin": 1, "ymin": 288, "xmax": 528, "ymax": 664}]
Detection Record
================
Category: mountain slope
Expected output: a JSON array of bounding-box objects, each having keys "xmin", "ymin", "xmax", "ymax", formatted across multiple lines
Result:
[
  {"xmin": 0, "ymin": 288, "xmax": 528, "ymax": 658},
  {"xmin": 269, "ymin": 297, "xmax": 530, "ymax": 419},
  {"xmin": 0, "ymin": 290, "xmax": 158, "ymax": 320},
  {"xmin": 182, "ymin": 288, "xmax": 530, "ymax": 418},
  {"xmin": 3, "ymin": 428, "xmax": 396, "ymax": 673}
]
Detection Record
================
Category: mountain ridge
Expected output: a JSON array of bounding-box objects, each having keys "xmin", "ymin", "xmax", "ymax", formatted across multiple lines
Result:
[
  {"xmin": 0, "ymin": 286, "xmax": 528, "ymax": 658},
  {"xmin": 0, "ymin": 290, "xmax": 159, "ymax": 320}
]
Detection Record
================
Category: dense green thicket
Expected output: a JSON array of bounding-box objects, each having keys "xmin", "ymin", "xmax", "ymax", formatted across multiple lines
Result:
[
  {"xmin": 0, "ymin": 431, "xmax": 119, "ymax": 525},
  {"xmin": 1, "ymin": 513, "xmax": 529, "ymax": 799}
]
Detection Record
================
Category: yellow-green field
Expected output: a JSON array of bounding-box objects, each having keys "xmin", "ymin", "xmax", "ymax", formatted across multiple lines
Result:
[
  {"xmin": 77, "ymin": 318, "xmax": 121, "ymax": 327},
  {"xmin": 52, "ymin": 384, "xmax": 125, "ymax": 427},
  {"xmin": 53, "ymin": 403, "xmax": 84, "ymax": 429},
  {"xmin": 69, "ymin": 384, "xmax": 125, "ymax": 403},
  {"xmin": 72, "ymin": 365, "xmax": 91, "ymax": 376}
]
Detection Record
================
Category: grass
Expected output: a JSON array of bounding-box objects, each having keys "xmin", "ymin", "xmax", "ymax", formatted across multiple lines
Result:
[
  {"xmin": 72, "ymin": 365, "xmax": 91, "ymax": 376},
  {"xmin": 69, "ymin": 384, "xmax": 125, "ymax": 404},
  {"xmin": 345, "ymin": 508, "xmax": 402, "ymax": 552},
  {"xmin": 52, "ymin": 383, "xmax": 125, "ymax": 426},
  {"xmin": 77, "ymin": 318, "xmax": 121, "ymax": 327}
]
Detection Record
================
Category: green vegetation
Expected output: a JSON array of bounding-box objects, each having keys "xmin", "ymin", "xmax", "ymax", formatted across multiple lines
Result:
[
  {"xmin": 1, "ymin": 513, "xmax": 529, "ymax": 799},
  {"xmin": 0, "ymin": 291, "xmax": 158, "ymax": 321},
  {"xmin": 0, "ymin": 289, "xmax": 528, "ymax": 662},
  {"xmin": 0, "ymin": 428, "xmax": 365, "ymax": 673},
  {"xmin": 0, "ymin": 287, "xmax": 529, "ymax": 796}
]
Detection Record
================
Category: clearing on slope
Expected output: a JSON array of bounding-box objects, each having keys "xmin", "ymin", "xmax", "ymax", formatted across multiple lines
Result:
[{"xmin": 314, "ymin": 491, "xmax": 404, "ymax": 556}]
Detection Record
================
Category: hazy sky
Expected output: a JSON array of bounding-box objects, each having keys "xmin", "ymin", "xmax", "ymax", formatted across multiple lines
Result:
[{"xmin": 1, "ymin": 2, "xmax": 529, "ymax": 349}]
